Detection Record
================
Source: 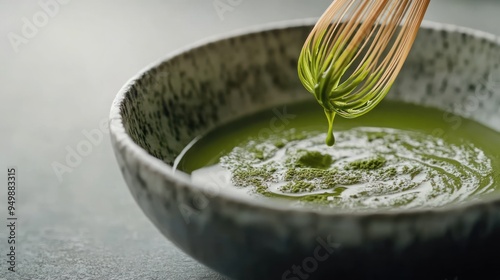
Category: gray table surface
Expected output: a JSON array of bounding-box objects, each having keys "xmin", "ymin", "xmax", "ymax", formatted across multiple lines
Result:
[{"xmin": 1, "ymin": 1, "xmax": 499, "ymax": 279}]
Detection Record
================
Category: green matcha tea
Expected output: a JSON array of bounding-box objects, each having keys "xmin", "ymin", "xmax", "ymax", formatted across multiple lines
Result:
[{"xmin": 175, "ymin": 100, "xmax": 500, "ymax": 210}]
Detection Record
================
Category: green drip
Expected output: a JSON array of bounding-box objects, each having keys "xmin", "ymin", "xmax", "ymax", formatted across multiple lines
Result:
[{"xmin": 325, "ymin": 109, "xmax": 336, "ymax": 146}]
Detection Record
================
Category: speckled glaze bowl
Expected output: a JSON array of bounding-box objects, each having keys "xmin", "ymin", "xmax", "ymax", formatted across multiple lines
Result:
[{"xmin": 110, "ymin": 20, "xmax": 500, "ymax": 280}]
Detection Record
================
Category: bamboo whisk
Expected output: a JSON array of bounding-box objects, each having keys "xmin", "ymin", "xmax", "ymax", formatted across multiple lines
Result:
[{"xmin": 298, "ymin": 0, "xmax": 431, "ymax": 146}]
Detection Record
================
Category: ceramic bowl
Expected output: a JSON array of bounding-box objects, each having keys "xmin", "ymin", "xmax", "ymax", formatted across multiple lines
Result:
[{"xmin": 109, "ymin": 19, "xmax": 500, "ymax": 280}]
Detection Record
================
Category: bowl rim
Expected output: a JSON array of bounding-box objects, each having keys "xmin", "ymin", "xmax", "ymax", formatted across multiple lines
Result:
[{"xmin": 109, "ymin": 18, "xmax": 500, "ymax": 218}]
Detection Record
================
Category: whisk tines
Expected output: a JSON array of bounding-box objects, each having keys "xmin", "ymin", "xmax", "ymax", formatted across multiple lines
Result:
[{"xmin": 298, "ymin": 0, "xmax": 430, "ymax": 146}]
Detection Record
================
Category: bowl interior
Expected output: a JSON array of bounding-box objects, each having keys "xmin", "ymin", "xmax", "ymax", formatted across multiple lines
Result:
[{"xmin": 119, "ymin": 21, "xmax": 500, "ymax": 173}]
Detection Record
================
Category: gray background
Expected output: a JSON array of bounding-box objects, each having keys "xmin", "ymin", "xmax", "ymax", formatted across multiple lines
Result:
[{"xmin": 1, "ymin": 1, "xmax": 499, "ymax": 279}]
